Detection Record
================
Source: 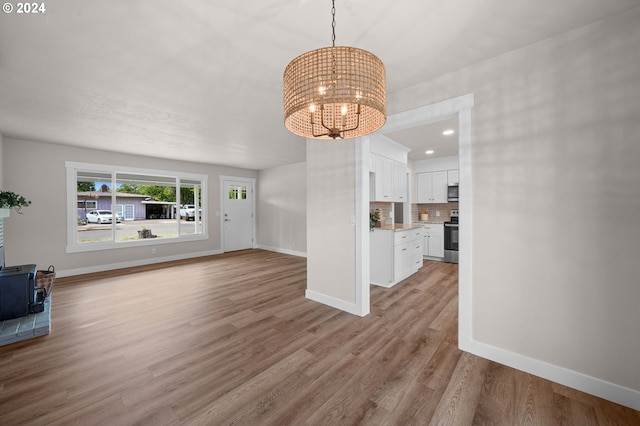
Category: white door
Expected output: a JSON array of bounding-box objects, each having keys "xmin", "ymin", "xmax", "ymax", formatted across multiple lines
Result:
[
  {"xmin": 123, "ymin": 204, "xmax": 135, "ymax": 220},
  {"xmin": 222, "ymin": 180, "xmax": 254, "ymax": 252}
]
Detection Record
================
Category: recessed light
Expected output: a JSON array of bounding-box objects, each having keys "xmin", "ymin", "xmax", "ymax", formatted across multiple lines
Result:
[
  {"xmin": 442, "ymin": 129, "xmax": 455, "ymax": 136},
  {"xmin": 425, "ymin": 150, "xmax": 434, "ymax": 155}
]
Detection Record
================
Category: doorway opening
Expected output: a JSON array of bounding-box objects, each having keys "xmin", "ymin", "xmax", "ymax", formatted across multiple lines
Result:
[{"xmin": 363, "ymin": 94, "xmax": 474, "ymax": 346}]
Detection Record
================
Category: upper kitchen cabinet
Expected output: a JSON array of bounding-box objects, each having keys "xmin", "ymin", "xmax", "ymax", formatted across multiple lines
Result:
[
  {"xmin": 393, "ymin": 161, "xmax": 408, "ymax": 202},
  {"xmin": 370, "ymin": 137, "xmax": 411, "ymax": 203},
  {"xmin": 416, "ymin": 171, "xmax": 448, "ymax": 203},
  {"xmin": 373, "ymin": 154, "xmax": 393, "ymax": 202},
  {"xmin": 370, "ymin": 153, "xmax": 407, "ymax": 202},
  {"xmin": 447, "ymin": 169, "xmax": 459, "ymax": 186},
  {"xmin": 412, "ymin": 155, "xmax": 459, "ymax": 204}
]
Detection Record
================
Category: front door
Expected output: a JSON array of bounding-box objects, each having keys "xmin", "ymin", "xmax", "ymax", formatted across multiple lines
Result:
[
  {"xmin": 222, "ymin": 179, "xmax": 254, "ymax": 252},
  {"xmin": 123, "ymin": 204, "xmax": 135, "ymax": 220}
]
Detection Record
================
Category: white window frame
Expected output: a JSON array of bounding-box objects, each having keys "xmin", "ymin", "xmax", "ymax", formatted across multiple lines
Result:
[{"xmin": 66, "ymin": 161, "xmax": 208, "ymax": 253}]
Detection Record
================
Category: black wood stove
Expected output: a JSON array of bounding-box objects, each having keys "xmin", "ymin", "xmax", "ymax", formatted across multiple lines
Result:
[{"xmin": 0, "ymin": 246, "xmax": 42, "ymax": 321}]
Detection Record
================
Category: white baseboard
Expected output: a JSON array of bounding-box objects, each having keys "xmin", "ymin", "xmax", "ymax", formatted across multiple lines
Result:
[
  {"xmin": 305, "ymin": 289, "xmax": 367, "ymax": 317},
  {"xmin": 461, "ymin": 338, "xmax": 640, "ymax": 411},
  {"xmin": 256, "ymin": 244, "xmax": 307, "ymax": 258},
  {"xmin": 57, "ymin": 249, "xmax": 223, "ymax": 277},
  {"xmin": 371, "ymin": 281, "xmax": 393, "ymax": 288}
]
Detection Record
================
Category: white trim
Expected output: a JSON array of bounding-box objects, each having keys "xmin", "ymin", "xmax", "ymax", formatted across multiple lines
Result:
[
  {"xmin": 56, "ymin": 249, "xmax": 222, "ymax": 278},
  {"xmin": 355, "ymin": 137, "xmax": 370, "ymax": 317},
  {"xmin": 65, "ymin": 161, "xmax": 208, "ymax": 253},
  {"xmin": 384, "ymin": 94, "xmax": 640, "ymax": 411},
  {"xmin": 65, "ymin": 233, "xmax": 208, "ymax": 253},
  {"xmin": 466, "ymin": 339, "xmax": 640, "ymax": 411},
  {"xmin": 382, "ymin": 93, "xmax": 474, "ymax": 133},
  {"xmin": 219, "ymin": 175, "xmax": 257, "ymax": 253},
  {"xmin": 457, "ymin": 103, "xmax": 473, "ymax": 348},
  {"xmin": 65, "ymin": 161, "xmax": 208, "ymax": 180},
  {"xmin": 305, "ymin": 289, "xmax": 366, "ymax": 317},
  {"xmin": 256, "ymin": 244, "xmax": 307, "ymax": 258},
  {"xmin": 379, "ymin": 94, "xmax": 474, "ymax": 347}
]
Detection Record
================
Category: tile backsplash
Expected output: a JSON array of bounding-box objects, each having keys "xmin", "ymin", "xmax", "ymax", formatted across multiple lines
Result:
[
  {"xmin": 370, "ymin": 202, "xmax": 459, "ymax": 225},
  {"xmin": 370, "ymin": 202, "xmax": 394, "ymax": 226},
  {"xmin": 412, "ymin": 203, "xmax": 459, "ymax": 223}
]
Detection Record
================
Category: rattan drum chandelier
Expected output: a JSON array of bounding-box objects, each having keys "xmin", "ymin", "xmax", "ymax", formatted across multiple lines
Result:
[{"xmin": 283, "ymin": 0, "xmax": 386, "ymax": 140}]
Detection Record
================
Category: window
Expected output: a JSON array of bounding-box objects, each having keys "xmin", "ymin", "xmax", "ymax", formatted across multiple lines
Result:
[
  {"xmin": 77, "ymin": 199, "xmax": 97, "ymax": 209},
  {"xmin": 228, "ymin": 185, "xmax": 247, "ymax": 200},
  {"xmin": 66, "ymin": 161, "xmax": 207, "ymax": 252}
]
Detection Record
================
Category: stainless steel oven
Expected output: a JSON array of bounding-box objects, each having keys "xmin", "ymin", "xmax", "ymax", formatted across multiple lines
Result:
[{"xmin": 444, "ymin": 210, "xmax": 459, "ymax": 263}]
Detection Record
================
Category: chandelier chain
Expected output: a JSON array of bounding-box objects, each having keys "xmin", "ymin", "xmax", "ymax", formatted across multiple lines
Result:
[{"xmin": 331, "ymin": 0, "xmax": 336, "ymax": 47}]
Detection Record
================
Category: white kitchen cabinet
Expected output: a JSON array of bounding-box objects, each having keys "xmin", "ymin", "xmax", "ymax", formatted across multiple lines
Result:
[
  {"xmin": 416, "ymin": 171, "xmax": 448, "ymax": 203},
  {"xmin": 422, "ymin": 223, "xmax": 444, "ymax": 258},
  {"xmin": 447, "ymin": 169, "xmax": 459, "ymax": 185},
  {"xmin": 369, "ymin": 154, "xmax": 376, "ymax": 173},
  {"xmin": 393, "ymin": 161, "xmax": 408, "ymax": 202},
  {"xmin": 373, "ymin": 155, "xmax": 393, "ymax": 202},
  {"xmin": 371, "ymin": 153, "xmax": 407, "ymax": 203},
  {"xmin": 371, "ymin": 227, "xmax": 423, "ymax": 287}
]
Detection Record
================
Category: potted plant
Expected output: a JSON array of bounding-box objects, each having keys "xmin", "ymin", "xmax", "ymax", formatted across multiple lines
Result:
[{"xmin": 0, "ymin": 190, "xmax": 31, "ymax": 216}]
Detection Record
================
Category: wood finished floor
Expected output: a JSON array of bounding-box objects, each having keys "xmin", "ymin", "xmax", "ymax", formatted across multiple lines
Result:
[{"xmin": 0, "ymin": 249, "xmax": 638, "ymax": 425}]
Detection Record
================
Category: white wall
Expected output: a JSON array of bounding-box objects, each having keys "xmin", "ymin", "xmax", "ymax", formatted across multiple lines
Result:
[
  {"xmin": 306, "ymin": 139, "xmax": 360, "ymax": 314},
  {"xmin": 392, "ymin": 7, "xmax": 640, "ymax": 408},
  {"xmin": 256, "ymin": 161, "xmax": 306, "ymax": 257},
  {"xmin": 2, "ymin": 137, "xmax": 257, "ymax": 275}
]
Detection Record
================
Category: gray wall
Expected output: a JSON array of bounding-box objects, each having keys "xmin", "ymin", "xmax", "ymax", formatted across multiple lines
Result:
[
  {"xmin": 0, "ymin": 131, "xmax": 4, "ymax": 188},
  {"xmin": 306, "ymin": 140, "xmax": 357, "ymax": 307},
  {"xmin": 392, "ymin": 8, "xmax": 640, "ymax": 398},
  {"xmin": 2, "ymin": 137, "xmax": 257, "ymax": 274},
  {"xmin": 256, "ymin": 161, "xmax": 306, "ymax": 256}
]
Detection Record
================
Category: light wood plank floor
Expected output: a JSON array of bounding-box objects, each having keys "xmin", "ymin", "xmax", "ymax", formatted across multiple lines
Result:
[{"xmin": 1, "ymin": 249, "xmax": 638, "ymax": 425}]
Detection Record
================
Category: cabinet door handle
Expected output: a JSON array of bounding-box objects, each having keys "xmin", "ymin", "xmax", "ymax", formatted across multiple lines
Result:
[{"xmin": 402, "ymin": 248, "xmax": 407, "ymax": 251}]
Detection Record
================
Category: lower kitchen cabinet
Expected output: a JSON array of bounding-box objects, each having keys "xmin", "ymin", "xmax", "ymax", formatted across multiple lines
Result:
[
  {"xmin": 422, "ymin": 223, "xmax": 444, "ymax": 258},
  {"xmin": 371, "ymin": 227, "xmax": 423, "ymax": 288}
]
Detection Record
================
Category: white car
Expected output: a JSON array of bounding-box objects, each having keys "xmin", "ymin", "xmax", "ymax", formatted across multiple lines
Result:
[
  {"xmin": 86, "ymin": 210, "xmax": 122, "ymax": 224},
  {"xmin": 180, "ymin": 205, "xmax": 201, "ymax": 221}
]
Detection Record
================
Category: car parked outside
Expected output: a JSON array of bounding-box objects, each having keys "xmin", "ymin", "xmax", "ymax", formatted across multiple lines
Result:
[
  {"xmin": 180, "ymin": 204, "xmax": 202, "ymax": 221},
  {"xmin": 86, "ymin": 210, "xmax": 122, "ymax": 224}
]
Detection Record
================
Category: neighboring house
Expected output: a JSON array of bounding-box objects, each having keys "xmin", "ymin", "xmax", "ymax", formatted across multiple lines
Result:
[{"xmin": 77, "ymin": 190, "xmax": 174, "ymax": 221}]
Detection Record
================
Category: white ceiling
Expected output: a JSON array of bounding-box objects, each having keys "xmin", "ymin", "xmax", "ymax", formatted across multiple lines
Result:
[
  {"xmin": 1, "ymin": 0, "xmax": 638, "ymax": 170},
  {"xmin": 385, "ymin": 117, "xmax": 459, "ymax": 162}
]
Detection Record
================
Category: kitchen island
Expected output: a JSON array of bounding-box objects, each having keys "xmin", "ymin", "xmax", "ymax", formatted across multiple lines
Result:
[{"xmin": 370, "ymin": 223, "xmax": 423, "ymax": 287}]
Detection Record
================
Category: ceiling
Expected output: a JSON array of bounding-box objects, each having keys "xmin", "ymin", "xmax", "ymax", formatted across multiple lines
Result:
[
  {"xmin": 1, "ymin": 0, "xmax": 638, "ymax": 170},
  {"xmin": 385, "ymin": 117, "xmax": 459, "ymax": 162}
]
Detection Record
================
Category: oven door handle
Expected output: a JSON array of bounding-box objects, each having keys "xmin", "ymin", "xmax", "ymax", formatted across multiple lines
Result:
[{"xmin": 444, "ymin": 223, "xmax": 459, "ymax": 227}]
